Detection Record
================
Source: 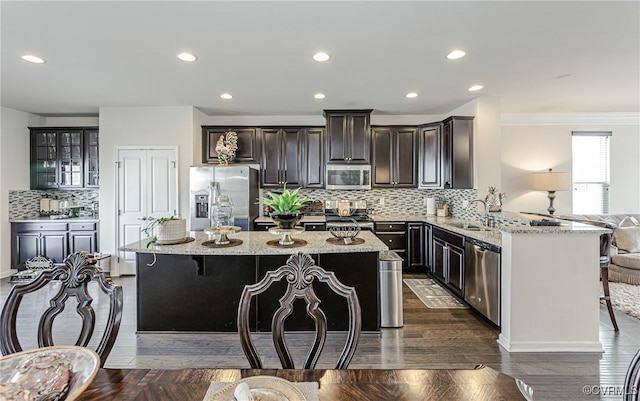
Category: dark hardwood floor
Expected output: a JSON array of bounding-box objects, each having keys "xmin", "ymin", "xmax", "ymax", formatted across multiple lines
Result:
[{"xmin": 1, "ymin": 272, "xmax": 638, "ymax": 400}]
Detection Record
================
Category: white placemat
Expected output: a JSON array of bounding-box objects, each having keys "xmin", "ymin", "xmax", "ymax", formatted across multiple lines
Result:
[{"xmin": 203, "ymin": 380, "xmax": 319, "ymax": 401}]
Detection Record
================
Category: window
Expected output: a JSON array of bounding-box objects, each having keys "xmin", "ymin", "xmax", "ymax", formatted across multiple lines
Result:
[{"xmin": 572, "ymin": 131, "xmax": 611, "ymax": 214}]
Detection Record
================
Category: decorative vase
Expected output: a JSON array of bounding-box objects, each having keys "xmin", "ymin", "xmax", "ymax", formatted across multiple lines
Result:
[
  {"xmin": 217, "ymin": 152, "xmax": 235, "ymax": 166},
  {"xmin": 271, "ymin": 213, "xmax": 301, "ymax": 229},
  {"xmin": 485, "ymin": 187, "xmax": 506, "ymax": 212}
]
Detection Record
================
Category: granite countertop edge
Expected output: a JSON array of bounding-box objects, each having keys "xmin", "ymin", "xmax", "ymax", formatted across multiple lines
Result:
[
  {"xmin": 121, "ymin": 231, "xmax": 388, "ymax": 255},
  {"xmin": 10, "ymin": 217, "xmax": 100, "ymax": 223}
]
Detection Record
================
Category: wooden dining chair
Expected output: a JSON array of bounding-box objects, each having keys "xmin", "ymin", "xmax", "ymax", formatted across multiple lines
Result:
[
  {"xmin": 625, "ymin": 348, "xmax": 640, "ymax": 401},
  {"xmin": 237, "ymin": 252, "xmax": 361, "ymax": 369},
  {"xmin": 0, "ymin": 252, "xmax": 123, "ymax": 368}
]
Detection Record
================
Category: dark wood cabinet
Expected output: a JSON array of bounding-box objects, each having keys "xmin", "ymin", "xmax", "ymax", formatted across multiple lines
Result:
[
  {"xmin": 202, "ymin": 127, "xmax": 258, "ymax": 164},
  {"xmin": 423, "ymin": 223, "xmax": 432, "ymax": 272},
  {"xmin": 84, "ymin": 128, "xmax": 100, "ymax": 188},
  {"xmin": 30, "ymin": 127, "xmax": 97, "ymax": 189},
  {"xmin": 301, "ymin": 128, "xmax": 324, "ymax": 188},
  {"xmin": 68, "ymin": 222, "xmax": 98, "ymax": 254},
  {"xmin": 11, "ymin": 221, "xmax": 99, "ymax": 270},
  {"xmin": 259, "ymin": 128, "xmax": 303, "ymax": 188},
  {"xmin": 442, "ymin": 116, "xmax": 473, "ymax": 189},
  {"xmin": 371, "ymin": 126, "xmax": 417, "ymax": 188},
  {"xmin": 418, "ymin": 123, "xmax": 442, "ymax": 188},
  {"xmin": 374, "ymin": 222, "xmax": 407, "ymax": 268},
  {"xmin": 324, "ymin": 109, "xmax": 372, "ymax": 164},
  {"xmin": 431, "ymin": 226, "xmax": 465, "ymax": 295},
  {"xmin": 406, "ymin": 223, "xmax": 424, "ymax": 270},
  {"xmin": 12, "ymin": 223, "xmax": 69, "ymax": 268},
  {"xmin": 259, "ymin": 127, "xmax": 324, "ymax": 189}
]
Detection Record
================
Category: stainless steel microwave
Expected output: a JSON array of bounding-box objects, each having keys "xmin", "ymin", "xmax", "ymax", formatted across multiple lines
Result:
[{"xmin": 325, "ymin": 165, "xmax": 371, "ymax": 190}]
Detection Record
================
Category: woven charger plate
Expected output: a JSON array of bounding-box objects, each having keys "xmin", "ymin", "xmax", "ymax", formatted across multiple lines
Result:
[
  {"xmin": 266, "ymin": 238, "xmax": 307, "ymax": 248},
  {"xmin": 205, "ymin": 375, "xmax": 307, "ymax": 401},
  {"xmin": 154, "ymin": 237, "xmax": 195, "ymax": 245},
  {"xmin": 326, "ymin": 237, "xmax": 365, "ymax": 246},
  {"xmin": 202, "ymin": 239, "xmax": 243, "ymax": 248}
]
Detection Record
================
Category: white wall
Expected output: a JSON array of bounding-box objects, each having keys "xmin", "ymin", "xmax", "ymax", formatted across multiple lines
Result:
[
  {"xmin": 501, "ymin": 115, "xmax": 640, "ymax": 215},
  {"xmin": 0, "ymin": 107, "xmax": 44, "ymax": 277},
  {"xmin": 98, "ymin": 106, "xmax": 195, "ymax": 269},
  {"xmin": 44, "ymin": 116, "xmax": 99, "ymax": 126}
]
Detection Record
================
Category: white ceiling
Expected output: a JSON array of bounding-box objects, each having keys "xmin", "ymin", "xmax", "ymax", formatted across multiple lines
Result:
[{"xmin": 2, "ymin": 1, "xmax": 639, "ymax": 117}]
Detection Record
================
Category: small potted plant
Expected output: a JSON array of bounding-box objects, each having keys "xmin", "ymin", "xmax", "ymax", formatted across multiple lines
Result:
[
  {"xmin": 262, "ymin": 184, "xmax": 311, "ymax": 229},
  {"xmin": 141, "ymin": 216, "xmax": 186, "ymax": 247}
]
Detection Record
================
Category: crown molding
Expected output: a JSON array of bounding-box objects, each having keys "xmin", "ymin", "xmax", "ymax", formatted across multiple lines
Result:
[{"xmin": 501, "ymin": 112, "xmax": 640, "ymax": 126}]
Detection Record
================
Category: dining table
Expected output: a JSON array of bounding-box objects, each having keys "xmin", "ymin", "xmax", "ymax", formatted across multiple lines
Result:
[{"xmin": 77, "ymin": 365, "xmax": 530, "ymax": 400}]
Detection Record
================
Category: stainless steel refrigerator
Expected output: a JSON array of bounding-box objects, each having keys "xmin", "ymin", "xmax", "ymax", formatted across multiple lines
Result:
[{"xmin": 189, "ymin": 165, "xmax": 260, "ymax": 231}]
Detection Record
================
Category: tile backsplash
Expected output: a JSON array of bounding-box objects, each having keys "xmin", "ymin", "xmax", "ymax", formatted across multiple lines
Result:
[
  {"xmin": 297, "ymin": 188, "xmax": 480, "ymax": 218},
  {"xmin": 9, "ymin": 190, "xmax": 99, "ymax": 219}
]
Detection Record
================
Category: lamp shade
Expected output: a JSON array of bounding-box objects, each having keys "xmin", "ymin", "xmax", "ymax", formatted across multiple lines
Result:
[{"xmin": 531, "ymin": 170, "xmax": 570, "ymax": 191}]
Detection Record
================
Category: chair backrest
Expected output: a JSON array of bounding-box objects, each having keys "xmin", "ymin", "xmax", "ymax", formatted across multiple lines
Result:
[
  {"xmin": 237, "ymin": 252, "xmax": 361, "ymax": 369},
  {"xmin": 625, "ymin": 348, "xmax": 640, "ymax": 401},
  {"xmin": 0, "ymin": 252, "xmax": 123, "ymax": 368}
]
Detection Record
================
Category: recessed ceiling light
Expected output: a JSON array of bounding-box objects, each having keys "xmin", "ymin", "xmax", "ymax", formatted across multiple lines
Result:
[
  {"xmin": 312, "ymin": 52, "xmax": 330, "ymax": 62},
  {"xmin": 314, "ymin": 93, "xmax": 326, "ymax": 99},
  {"xmin": 405, "ymin": 92, "xmax": 418, "ymax": 98},
  {"xmin": 220, "ymin": 93, "xmax": 233, "ymax": 100},
  {"xmin": 446, "ymin": 50, "xmax": 466, "ymax": 60},
  {"xmin": 177, "ymin": 52, "xmax": 197, "ymax": 62},
  {"xmin": 468, "ymin": 84, "xmax": 484, "ymax": 92},
  {"xmin": 21, "ymin": 54, "xmax": 45, "ymax": 64}
]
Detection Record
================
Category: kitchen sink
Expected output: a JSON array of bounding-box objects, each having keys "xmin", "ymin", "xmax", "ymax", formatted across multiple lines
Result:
[{"xmin": 448, "ymin": 222, "xmax": 489, "ymax": 231}]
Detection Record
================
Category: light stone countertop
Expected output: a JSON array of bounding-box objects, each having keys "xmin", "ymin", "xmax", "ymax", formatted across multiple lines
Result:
[
  {"xmin": 10, "ymin": 216, "xmax": 100, "ymax": 223},
  {"xmin": 120, "ymin": 230, "xmax": 387, "ymax": 255},
  {"xmin": 368, "ymin": 212, "xmax": 610, "ymax": 248}
]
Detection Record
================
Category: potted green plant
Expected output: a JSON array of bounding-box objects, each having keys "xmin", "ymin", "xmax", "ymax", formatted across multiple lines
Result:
[
  {"xmin": 141, "ymin": 216, "xmax": 186, "ymax": 247},
  {"xmin": 262, "ymin": 184, "xmax": 311, "ymax": 229}
]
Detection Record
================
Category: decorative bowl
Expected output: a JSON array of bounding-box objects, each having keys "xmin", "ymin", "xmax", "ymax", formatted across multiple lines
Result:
[{"xmin": 0, "ymin": 346, "xmax": 100, "ymax": 401}]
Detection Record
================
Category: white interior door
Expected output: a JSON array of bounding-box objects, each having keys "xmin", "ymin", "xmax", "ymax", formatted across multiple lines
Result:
[{"xmin": 117, "ymin": 148, "xmax": 177, "ymax": 275}]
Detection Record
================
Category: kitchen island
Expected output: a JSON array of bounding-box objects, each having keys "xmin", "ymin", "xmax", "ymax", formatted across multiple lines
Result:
[{"xmin": 120, "ymin": 231, "xmax": 387, "ymax": 332}]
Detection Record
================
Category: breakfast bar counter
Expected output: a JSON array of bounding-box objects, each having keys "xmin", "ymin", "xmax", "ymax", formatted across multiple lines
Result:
[{"xmin": 121, "ymin": 231, "xmax": 387, "ymax": 333}]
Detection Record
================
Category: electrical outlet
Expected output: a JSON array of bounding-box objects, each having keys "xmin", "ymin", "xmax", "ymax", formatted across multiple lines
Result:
[
  {"xmin": 379, "ymin": 197, "xmax": 385, "ymax": 206},
  {"xmin": 462, "ymin": 200, "xmax": 469, "ymax": 208}
]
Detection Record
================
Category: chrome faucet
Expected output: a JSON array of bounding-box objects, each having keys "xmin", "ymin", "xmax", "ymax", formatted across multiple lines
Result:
[{"xmin": 466, "ymin": 199, "xmax": 494, "ymax": 227}]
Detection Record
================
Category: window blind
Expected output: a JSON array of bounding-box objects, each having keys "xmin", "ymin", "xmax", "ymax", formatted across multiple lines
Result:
[{"xmin": 571, "ymin": 131, "xmax": 611, "ymax": 214}]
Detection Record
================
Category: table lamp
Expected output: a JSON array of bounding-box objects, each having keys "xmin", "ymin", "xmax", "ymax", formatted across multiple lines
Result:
[{"xmin": 531, "ymin": 169, "xmax": 570, "ymax": 215}]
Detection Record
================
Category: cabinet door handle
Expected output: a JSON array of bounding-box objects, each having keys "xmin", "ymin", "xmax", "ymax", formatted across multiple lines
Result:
[{"xmin": 137, "ymin": 217, "xmax": 148, "ymax": 221}]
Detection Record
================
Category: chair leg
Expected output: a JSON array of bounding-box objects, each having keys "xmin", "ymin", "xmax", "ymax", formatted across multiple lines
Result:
[{"xmin": 601, "ymin": 266, "xmax": 619, "ymax": 332}]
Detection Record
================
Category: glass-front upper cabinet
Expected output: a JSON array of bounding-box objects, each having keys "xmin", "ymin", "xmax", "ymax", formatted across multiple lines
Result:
[
  {"xmin": 84, "ymin": 129, "xmax": 99, "ymax": 187},
  {"xmin": 30, "ymin": 127, "xmax": 97, "ymax": 189}
]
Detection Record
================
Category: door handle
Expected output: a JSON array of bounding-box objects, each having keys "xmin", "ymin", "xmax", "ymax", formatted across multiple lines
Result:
[{"xmin": 137, "ymin": 217, "xmax": 148, "ymax": 221}]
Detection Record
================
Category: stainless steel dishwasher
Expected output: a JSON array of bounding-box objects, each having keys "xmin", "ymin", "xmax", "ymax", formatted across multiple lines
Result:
[{"xmin": 464, "ymin": 238, "xmax": 501, "ymax": 326}]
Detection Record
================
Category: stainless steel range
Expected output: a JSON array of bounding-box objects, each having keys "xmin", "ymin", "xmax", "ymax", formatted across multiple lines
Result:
[{"xmin": 324, "ymin": 200, "xmax": 374, "ymax": 230}]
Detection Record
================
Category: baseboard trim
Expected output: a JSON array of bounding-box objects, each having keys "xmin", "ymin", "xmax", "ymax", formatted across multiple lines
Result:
[{"xmin": 498, "ymin": 334, "xmax": 603, "ymax": 353}]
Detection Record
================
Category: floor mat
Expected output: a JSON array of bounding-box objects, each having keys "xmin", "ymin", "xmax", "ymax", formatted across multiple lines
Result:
[{"xmin": 404, "ymin": 278, "xmax": 468, "ymax": 309}]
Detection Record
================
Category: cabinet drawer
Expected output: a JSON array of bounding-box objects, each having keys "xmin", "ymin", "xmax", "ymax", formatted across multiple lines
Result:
[
  {"xmin": 15, "ymin": 222, "xmax": 68, "ymax": 232},
  {"xmin": 303, "ymin": 223, "xmax": 326, "ymax": 231},
  {"xmin": 253, "ymin": 223, "xmax": 275, "ymax": 231},
  {"xmin": 432, "ymin": 227, "xmax": 464, "ymax": 249},
  {"xmin": 374, "ymin": 222, "xmax": 406, "ymax": 232},
  {"xmin": 376, "ymin": 233, "xmax": 406, "ymax": 250},
  {"xmin": 69, "ymin": 222, "xmax": 97, "ymax": 231}
]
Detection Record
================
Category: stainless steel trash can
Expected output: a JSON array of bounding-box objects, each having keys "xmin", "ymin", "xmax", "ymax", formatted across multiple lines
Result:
[{"xmin": 379, "ymin": 250, "xmax": 404, "ymax": 328}]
